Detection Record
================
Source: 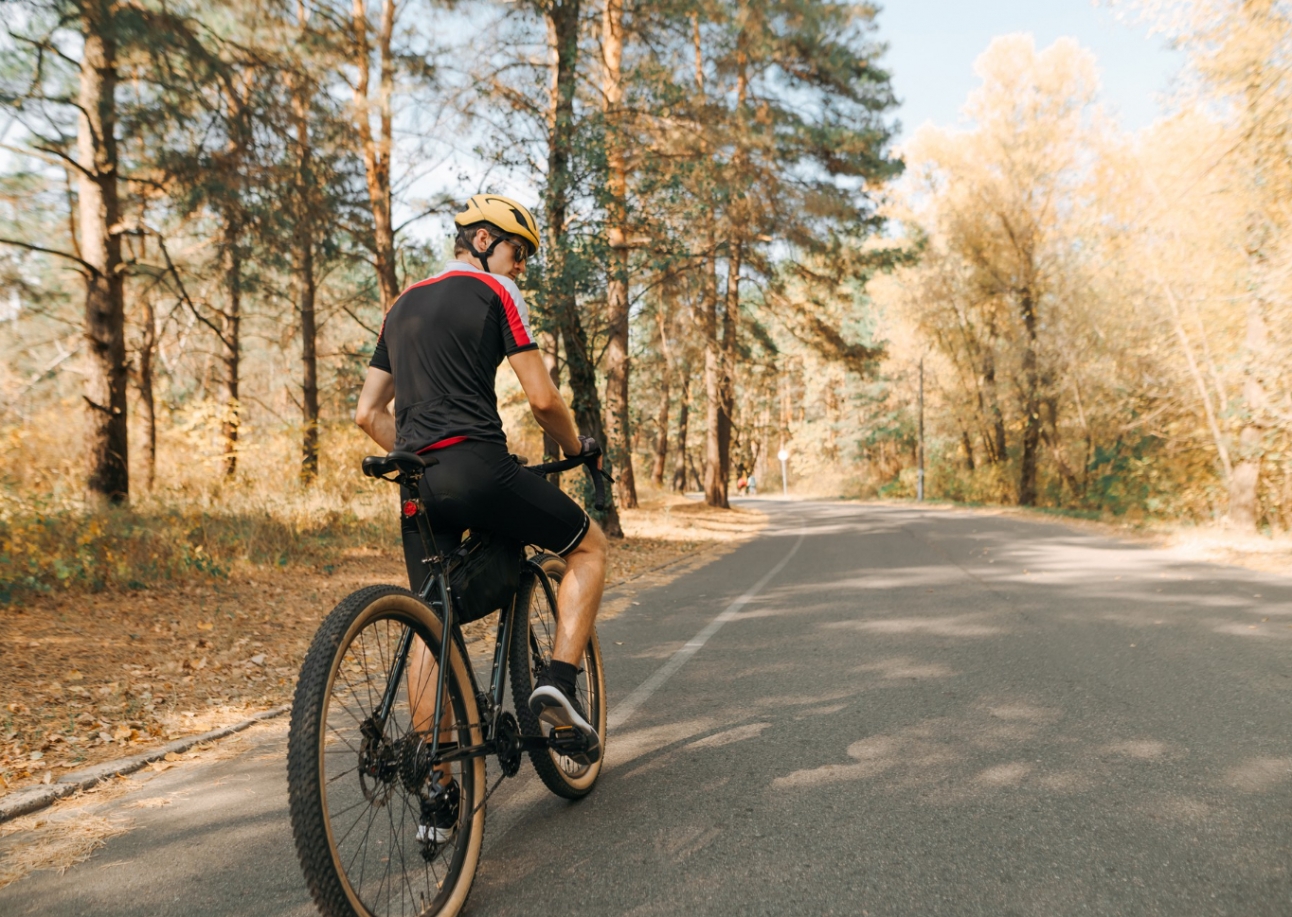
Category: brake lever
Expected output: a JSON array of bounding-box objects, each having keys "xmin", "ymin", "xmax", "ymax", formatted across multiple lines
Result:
[{"xmin": 587, "ymin": 458, "xmax": 614, "ymax": 512}]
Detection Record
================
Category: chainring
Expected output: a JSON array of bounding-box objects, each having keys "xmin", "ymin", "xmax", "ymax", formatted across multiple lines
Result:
[{"xmin": 495, "ymin": 711, "xmax": 522, "ymax": 777}]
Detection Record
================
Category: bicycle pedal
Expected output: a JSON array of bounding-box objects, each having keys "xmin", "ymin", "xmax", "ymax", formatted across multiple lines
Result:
[{"xmin": 548, "ymin": 726, "xmax": 589, "ymax": 752}]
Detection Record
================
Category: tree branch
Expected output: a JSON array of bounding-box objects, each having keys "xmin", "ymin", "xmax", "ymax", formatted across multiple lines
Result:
[{"xmin": 0, "ymin": 237, "xmax": 98, "ymax": 275}]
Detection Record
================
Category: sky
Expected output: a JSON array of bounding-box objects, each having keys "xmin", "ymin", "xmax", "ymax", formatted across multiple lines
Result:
[{"xmin": 877, "ymin": 0, "xmax": 1185, "ymax": 139}]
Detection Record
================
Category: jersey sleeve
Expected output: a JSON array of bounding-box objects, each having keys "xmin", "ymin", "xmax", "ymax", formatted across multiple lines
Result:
[
  {"xmin": 495, "ymin": 277, "xmax": 539, "ymax": 355},
  {"xmin": 369, "ymin": 318, "xmax": 392, "ymax": 372}
]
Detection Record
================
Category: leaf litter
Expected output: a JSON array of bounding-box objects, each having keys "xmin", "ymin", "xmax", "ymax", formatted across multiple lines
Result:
[{"xmin": 1, "ymin": 495, "xmax": 764, "ymax": 797}]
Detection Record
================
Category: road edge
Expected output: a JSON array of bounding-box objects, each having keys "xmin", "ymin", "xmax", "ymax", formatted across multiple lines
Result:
[{"xmin": 0, "ymin": 705, "xmax": 289, "ymax": 823}]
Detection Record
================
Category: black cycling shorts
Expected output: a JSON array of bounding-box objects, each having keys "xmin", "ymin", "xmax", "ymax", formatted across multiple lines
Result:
[{"xmin": 399, "ymin": 439, "xmax": 590, "ymax": 591}]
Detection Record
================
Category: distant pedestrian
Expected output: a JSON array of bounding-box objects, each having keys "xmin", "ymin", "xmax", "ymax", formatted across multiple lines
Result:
[
  {"xmin": 737, "ymin": 473, "xmax": 748, "ymax": 495},
  {"xmin": 747, "ymin": 473, "xmax": 757, "ymax": 496}
]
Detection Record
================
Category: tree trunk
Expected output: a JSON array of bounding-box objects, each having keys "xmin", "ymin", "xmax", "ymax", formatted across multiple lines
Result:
[
  {"xmin": 981, "ymin": 346, "xmax": 1007, "ymax": 465},
  {"xmin": 1229, "ymin": 296, "xmax": 1267, "ymax": 530},
  {"xmin": 716, "ymin": 240, "xmax": 741, "ymax": 500},
  {"xmin": 600, "ymin": 0, "xmax": 637, "ymax": 508},
  {"xmin": 1017, "ymin": 289, "xmax": 1041, "ymax": 506},
  {"xmin": 221, "ymin": 226, "xmax": 242, "ymax": 478},
  {"xmin": 539, "ymin": 330, "xmax": 563, "ymax": 478},
  {"xmin": 138, "ymin": 292, "xmax": 157, "ymax": 491},
  {"xmin": 1228, "ymin": 21, "xmax": 1275, "ymax": 532},
  {"xmin": 78, "ymin": 5, "xmax": 128, "ymax": 505},
  {"xmin": 713, "ymin": 27, "xmax": 747, "ymax": 508},
  {"xmin": 544, "ymin": 0, "xmax": 622, "ymax": 537},
  {"xmin": 672, "ymin": 374, "xmax": 690, "ymax": 492},
  {"xmin": 299, "ymin": 242, "xmax": 319, "ymax": 483},
  {"xmin": 960, "ymin": 429, "xmax": 975, "ymax": 472},
  {"xmin": 292, "ymin": 36, "xmax": 320, "ymax": 485},
  {"xmin": 651, "ymin": 305, "xmax": 674, "ymax": 487},
  {"xmin": 651, "ymin": 369, "xmax": 670, "ymax": 487},
  {"xmin": 354, "ymin": 0, "xmax": 400, "ymax": 312},
  {"xmin": 701, "ymin": 243, "xmax": 726, "ymax": 507}
]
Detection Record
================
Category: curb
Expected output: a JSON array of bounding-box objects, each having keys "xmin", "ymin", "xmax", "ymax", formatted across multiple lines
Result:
[{"xmin": 0, "ymin": 705, "xmax": 290, "ymax": 823}]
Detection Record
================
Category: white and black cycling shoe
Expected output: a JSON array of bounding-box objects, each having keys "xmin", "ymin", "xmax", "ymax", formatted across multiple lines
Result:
[
  {"xmin": 528, "ymin": 678, "xmax": 601, "ymax": 764},
  {"xmin": 417, "ymin": 779, "xmax": 460, "ymax": 845}
]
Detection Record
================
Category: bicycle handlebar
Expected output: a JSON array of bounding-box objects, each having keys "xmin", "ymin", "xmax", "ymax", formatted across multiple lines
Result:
[
  {"xmin": 361, "ymin": 447, "xmax": 614, "ymax": 513},
  {"xmin": 527, "ymin": 452, "xmax": 614, "ymax": 512}
]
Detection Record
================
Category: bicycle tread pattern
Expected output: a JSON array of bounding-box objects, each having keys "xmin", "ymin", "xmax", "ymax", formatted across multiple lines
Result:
[
  {"xmin": 507, "ymin": 556, "xmax": 607, "ymax": 799},
  {"xmin": 287, "ymin": 584, "xmax": 484, "ymax": 917}
]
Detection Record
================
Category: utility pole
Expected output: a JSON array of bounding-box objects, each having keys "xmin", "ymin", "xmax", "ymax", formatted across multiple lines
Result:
[{"xmin": 917, "ymin": 356, "xmax": 925, "ymax": 502}]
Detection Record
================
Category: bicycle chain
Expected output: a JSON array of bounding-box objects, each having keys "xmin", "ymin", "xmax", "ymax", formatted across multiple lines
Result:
[{"xmin": 466, "ymin": 768, "xmax": 510, "ymax": 821}]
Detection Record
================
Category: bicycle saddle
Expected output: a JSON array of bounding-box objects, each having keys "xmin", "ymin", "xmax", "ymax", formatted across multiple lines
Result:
[{"xmin": 361, "ymin": 451, "xmax": 440, "ymax": 479}]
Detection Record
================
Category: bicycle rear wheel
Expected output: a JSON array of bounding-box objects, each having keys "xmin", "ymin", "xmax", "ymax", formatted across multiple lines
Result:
[
  {"xmin": 508, "ymin": 554, "xmax": 606, "ymax": 798},
  {"xmin": 288, "ymin": 585, "xmax": 485, "ymax": 917}
]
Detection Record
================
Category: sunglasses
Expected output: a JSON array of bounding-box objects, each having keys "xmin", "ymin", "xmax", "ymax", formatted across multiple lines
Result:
[{"xmin": 497, "ymin": 236, "xmax": 528, "ymax": 264}]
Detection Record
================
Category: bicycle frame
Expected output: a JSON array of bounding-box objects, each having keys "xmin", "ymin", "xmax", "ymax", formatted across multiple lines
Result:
[
  {"xmin": 367, "ymin": 473, "xmax": 556, "ymax": 771},
  {"xmin": 357, "ymin": 447, "xmax": 606, "ymax": 773}
]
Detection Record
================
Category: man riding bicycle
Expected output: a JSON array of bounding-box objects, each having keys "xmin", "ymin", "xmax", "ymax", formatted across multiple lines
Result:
[{"xmin": 353, "ymin": 193, "xmax": 607, "ymax": 836}]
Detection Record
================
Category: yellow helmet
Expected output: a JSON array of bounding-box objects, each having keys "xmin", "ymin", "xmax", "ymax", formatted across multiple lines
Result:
[{"xmin": 453, "ymin": 194, "xmax": 540, "ymax": 258}]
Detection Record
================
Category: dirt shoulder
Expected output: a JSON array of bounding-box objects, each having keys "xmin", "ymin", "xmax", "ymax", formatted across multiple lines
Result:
[
  {"xmin": 857, "ymin": 497, "xmax": 1292, "ymax": 578},
  {"xmin": 0, "ymin": 494, "xmax": 765, "ymax": 799}
]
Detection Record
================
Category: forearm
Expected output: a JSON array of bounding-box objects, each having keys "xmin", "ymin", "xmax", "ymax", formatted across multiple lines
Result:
[
  {"xmin": 354, "ymin": 367, "xmax": 397, "ymax": 452},
  {"xmin": 359, "ymin": 410, "xmax": 397, "ymax": 452},
  {"xmin": 532, "ymin": 402, "xmax": 582, "ymax": 457}
]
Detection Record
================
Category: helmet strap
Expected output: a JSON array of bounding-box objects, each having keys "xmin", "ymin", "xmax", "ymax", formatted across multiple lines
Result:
[{"xmin": 467, "ymin": 233, "xmax": 503, "ymax": 273}]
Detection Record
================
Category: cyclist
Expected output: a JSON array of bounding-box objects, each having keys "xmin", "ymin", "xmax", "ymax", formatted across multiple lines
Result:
[{"xmin": 354, "ymin": 193, "xmax": 607, "ymax": 836}]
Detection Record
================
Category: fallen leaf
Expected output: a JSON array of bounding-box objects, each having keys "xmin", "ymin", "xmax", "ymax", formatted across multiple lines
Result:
[
  {"xmin": 196, "ymin": 622, "xmax": 214, "ymax": 632},
  {"xmin": 163, "ymin": 751, "xmax": 183, "ymax": 762}
]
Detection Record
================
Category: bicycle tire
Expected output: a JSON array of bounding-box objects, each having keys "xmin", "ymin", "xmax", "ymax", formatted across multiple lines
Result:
[
  {"xmin": 508, "ymin": 554, "xmax": 606, "ymax": 798},
  {"xmin": 287, "ymin": 585, "xmax": 486, "ymax": 917}
]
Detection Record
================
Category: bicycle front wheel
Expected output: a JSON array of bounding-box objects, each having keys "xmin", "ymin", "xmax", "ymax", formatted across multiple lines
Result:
[
  {"xmin": 509, "ymin": 554, "xmax": 607, "ymax": 798},
  {"xmin": 287, "ymin": 585, "xmax": 485, "ymax": 917}
]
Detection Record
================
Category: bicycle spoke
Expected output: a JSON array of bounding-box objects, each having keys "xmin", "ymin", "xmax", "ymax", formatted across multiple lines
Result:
[{"xmin": 293, "ymin": 592, "xmax": 483, "ymax": 917}]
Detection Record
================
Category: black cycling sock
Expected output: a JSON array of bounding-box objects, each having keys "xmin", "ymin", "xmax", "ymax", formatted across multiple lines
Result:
[{"xmin": 546, "ymin": 660, "xmax": 579, "ymax": 697}]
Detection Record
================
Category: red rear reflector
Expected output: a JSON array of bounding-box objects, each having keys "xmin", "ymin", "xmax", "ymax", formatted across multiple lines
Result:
[{"xmin": 402, "ymin": 500, "xmax": 417, "ymax": 517}]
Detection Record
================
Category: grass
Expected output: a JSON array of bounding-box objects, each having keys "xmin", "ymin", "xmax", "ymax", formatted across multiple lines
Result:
[
  {"xmin": 1, "ymin": 415, "xmax": 397, "ymax": 606},
  {"xmin": 0, "ymin": 505, "xmax": 390, "ymax": 604}
]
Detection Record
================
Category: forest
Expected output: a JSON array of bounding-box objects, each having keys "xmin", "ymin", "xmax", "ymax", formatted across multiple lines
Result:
[{"xmin": 1, "ymin": 0, "xmax": 1290, "ymax": 600}]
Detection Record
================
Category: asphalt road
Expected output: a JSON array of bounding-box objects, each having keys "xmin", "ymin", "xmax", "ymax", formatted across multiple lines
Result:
[{"xmin": 4, "ymin": 501, "xmax": 1291, "ymax": 917}]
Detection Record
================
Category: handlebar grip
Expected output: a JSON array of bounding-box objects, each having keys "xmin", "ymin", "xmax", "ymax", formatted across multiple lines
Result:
[{"xmin": 589, "ymin": 463, "xmax": 608, "ymax": 512}]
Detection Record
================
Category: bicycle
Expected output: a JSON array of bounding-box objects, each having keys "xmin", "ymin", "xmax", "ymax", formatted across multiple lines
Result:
[{"xmin": 286, "ymin": 448, "xmax": 611, "ymax": 917}]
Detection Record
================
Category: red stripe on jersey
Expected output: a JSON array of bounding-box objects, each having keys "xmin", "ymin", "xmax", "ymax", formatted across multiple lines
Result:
[
  {"xmin": 417, "ymin": 435, "xmax": 468, "ymax": 454},
  {"xmin": 397, "ymin": 270, "xmax": 532, "ymax": 348}
]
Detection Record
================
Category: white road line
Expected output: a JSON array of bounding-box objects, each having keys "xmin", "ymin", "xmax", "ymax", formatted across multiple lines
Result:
[
  {"xmin": 485, "ymin": 520, "xmax": 806, "ymax": 850},
  {"xmin": 606, "ymin": 527, "xmax": 806, "ymax": 732}
]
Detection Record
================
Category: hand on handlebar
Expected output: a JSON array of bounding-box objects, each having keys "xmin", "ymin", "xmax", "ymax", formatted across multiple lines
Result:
[{"xmin": 572, "ymin": 435, "xmax": 603, "ymax": 470}]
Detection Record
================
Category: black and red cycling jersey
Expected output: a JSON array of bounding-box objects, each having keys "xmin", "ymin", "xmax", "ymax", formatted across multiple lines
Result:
[{"xmin": 370, "ymin": 261, "xmax": 538, "ymax": 454}]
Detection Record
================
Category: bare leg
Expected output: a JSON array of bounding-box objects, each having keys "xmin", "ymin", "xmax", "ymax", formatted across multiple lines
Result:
[
  {"xmin": 552, "ymin": 520, "xmax": 608, "ymax": 665},
  {"xmin": 407, "ymin": 637, "xmax": 454, "ymax": 784}
]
